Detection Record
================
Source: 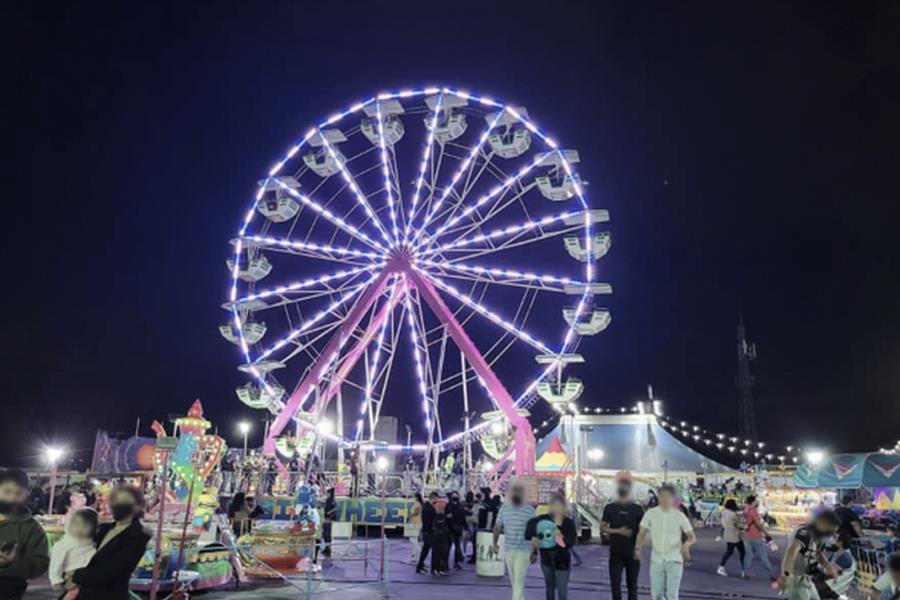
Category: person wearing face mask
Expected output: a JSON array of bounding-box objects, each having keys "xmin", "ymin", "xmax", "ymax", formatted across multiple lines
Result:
[
  {"xmin": 71, "ymin": 485, "xmax": 151, "ymax": 600},
  {"xmin": 0, "ymin": 469, "xmax": 50, "ymax": 600},
  {"xmin": 777, "ymin": 510, "xmax": 841, "ymax": 599},
  {"xmin": 492, "ymin": 480, "xmax": 535, "ymax": 600},
  {"xmin": 601, "ymin": 471, "xmax": 644, "ymax": 600}
]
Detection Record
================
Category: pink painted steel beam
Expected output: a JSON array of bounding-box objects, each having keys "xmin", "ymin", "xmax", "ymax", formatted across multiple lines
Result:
[
  {"xmin": 265, "ymin": 270, "xmax": 393, "ymax": 452},
  {"xmin": 407, "ymin": 268, "xmax": 536, "ymax": 475},
  {"xmin": 315, "ymin": 281, "xmax": 405, "ymax": 415}
]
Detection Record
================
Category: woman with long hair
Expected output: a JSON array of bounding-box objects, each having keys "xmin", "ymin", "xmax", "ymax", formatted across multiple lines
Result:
[{"xmin": 717, "ymin": 498, "xmax": 746, "ymax": 577}]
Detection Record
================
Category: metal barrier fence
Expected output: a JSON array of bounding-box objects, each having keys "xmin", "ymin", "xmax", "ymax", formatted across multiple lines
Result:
[
  {"xmin": 235, "ymin": 537, "xmax": 391, "ymax": 599},
  {"xmin": 852, "ymin": 536, "xmax": 898, "ymax": 594}
]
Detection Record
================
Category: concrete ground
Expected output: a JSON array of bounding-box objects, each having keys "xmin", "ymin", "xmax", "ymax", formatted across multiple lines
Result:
[{"xmin": 24, "ymin": 528, "xmax": 786, "ymax": 599}]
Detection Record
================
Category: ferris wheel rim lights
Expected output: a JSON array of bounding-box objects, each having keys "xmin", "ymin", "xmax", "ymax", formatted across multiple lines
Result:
[{"xmin": 227, "ymin": 85, "xmax": 602, "ymax": 451}]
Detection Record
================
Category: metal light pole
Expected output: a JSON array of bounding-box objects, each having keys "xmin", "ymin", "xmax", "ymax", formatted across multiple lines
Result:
[{"xmin": 45, "ymin": 447, "xmax": 64, "ymax": 515}]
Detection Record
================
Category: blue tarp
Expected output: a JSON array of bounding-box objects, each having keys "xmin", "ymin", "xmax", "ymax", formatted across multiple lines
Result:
[
  {"xmin": 793, "ymin": 453, "xmax": 900, "ymax": 488},
  {"xmin": 816, "ymin": 453, "xmax": 867, "ymax": 488}
]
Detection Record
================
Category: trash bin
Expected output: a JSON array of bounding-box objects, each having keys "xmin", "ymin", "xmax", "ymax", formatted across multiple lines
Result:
[{"xmin": 475, "ymin": 530, "xmax": 505, "ymax": 577}]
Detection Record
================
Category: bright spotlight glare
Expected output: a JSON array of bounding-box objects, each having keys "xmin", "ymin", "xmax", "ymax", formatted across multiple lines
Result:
[
  {"xmin": 44, "ymin": 446, "xmax": 65, "ymax": 464},
  {"xmin": 805, "ymin": 450, "xmax": 826, "ymax": 466}
]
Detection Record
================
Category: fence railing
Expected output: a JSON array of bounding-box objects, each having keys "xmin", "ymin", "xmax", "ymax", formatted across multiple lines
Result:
[{"xmin": 233, "ymin": 537, "xmax": 391, "ymax": 599}]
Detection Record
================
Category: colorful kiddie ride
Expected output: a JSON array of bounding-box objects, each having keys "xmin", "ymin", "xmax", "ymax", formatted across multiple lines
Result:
[
  {"xmin": 235, "ymin": 483, "xmax": 320, "ymax": 577},
  {"xmin": 132, "ymin": 400, "xmax": 234, "ymax": 592}
]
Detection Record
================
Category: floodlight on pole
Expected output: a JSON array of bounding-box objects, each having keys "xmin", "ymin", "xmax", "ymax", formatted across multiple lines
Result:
[{"xmin": 238, "ymin": 421, "xmax": 251, "ymax": 457}]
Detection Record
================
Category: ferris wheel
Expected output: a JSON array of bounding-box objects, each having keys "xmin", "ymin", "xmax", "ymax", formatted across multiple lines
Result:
[{"xmin": 222, "ymin": 86, "xmax": 611, "ymax": 478}]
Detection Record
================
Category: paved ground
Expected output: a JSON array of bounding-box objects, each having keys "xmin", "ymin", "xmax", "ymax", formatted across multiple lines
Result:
[{"xmin": 24, "ymin": 528, "xmax": 787, "ymax": 599}]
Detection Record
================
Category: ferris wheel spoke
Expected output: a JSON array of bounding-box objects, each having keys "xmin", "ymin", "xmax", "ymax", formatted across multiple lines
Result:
[
  {"xmin": 415, "ymin": 150, "xmax": 548, "ymax": 252},
  {"xmin": 424, "ymin": 209, "xmax": 589, "ymax": 258},
  {"xmin": 374, "ymin": 102, "xmax": 402, "ymax": 244},
  {"xmin": 402, "ymin": 286, "xmax": 436, "ymax": 439},
  {"xmin": 255, "ymin": 270, "xmax": 384, "ymax": 363},
  {"xmin": 233, "ymin": 264, "xmax": 382, "ymax": 309},
  {"xmin": 242, "ymin": 235, "xmax": 382, "ymax": 266},
  {"xmin": 316, "ymin": 129, "xmax": 394, "ymax": 248},
  {"xmin": 403, "ymin": 93, "xmax": 444, "ymax": 243},
  {"xmin": 411, "ymin": 111, "xmax": 505, "ymax": 247},
  {"xmin": 268, "ymin": 178, "xmax": 386, "ymax": 252},
  {"xmin": 415, "ymin": 269, "xmax": 554, "ymax": 355},
  {"xmin": 418, "ymin": 258, "xmax": 581, "ymax": 293}
]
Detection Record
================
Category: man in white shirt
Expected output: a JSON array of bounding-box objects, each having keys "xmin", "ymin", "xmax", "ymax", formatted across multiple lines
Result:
[
  {"xmin": 492, "ymin": 480, "xmax": 535, "ymax": 600},
  {"xmin": 635, "ymin": 484, "xmax": 696, "ymax": 600}
]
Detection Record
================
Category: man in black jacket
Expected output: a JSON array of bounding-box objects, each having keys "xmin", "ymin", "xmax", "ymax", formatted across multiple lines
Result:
[
  {"xmin": 415, "ymin": 491, "xmax": 439, "ymax": 574},
  {"xmin": 446, "ymin": 492, "xmax": 467, "ymax": 569}
]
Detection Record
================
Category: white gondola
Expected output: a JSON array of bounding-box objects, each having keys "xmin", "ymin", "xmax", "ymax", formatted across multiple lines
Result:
[
  {"xmin": 488, "ymin": 128, "xmax": 531, "ymax": 158},
  {"xmin": 361, "ymin": 114, "xmax": 405, "ymax": 146},
  {"xmin": 303, "ymin": 149, "xmax": 344, "ymax": 177},
  {"xmin": 362, "ymin": 99, "xmax": 405, "ymax": 145},
  {"xmin": 563, "ymin": 282, "xmax": 613, "ymax": 295},
  {"xmin": 219, "ymin": 322, "xmax": 267, "ymax": 345},
  {"xmin": 235, "ymin": 382, "xmax": 285, "ymax": 410},
  {"xmin": 429, "ymin": 112, "xmax": 468, "ymax": 143},
  {"xmin": 303, "ymin": 128, "xmax": 347, "ymax": 177},
  {"xmin": 535, "ymin": 149, "xmax": 580, "ymax": 167},
  {"xmin": 534, "ymin": 353, "xmax": 585, "ymax": 365},
  {"xmin": 537, "ymin": 377, "xmax": 584, "ymax": 405},
  {"xmin": 220, "ymin": 298, "xmax": 269, "ymax": 312},
  {"xmin": 564, "ymin": 232, "xmax": 611, "ymax": 261},
  {"xmin": 425, "ymin": 94, "xmax": 468, "ymax": 111},
  {"xmin": 226, "ymin": 254, "xmax": 272, "ymax": 282},
  {"xmin": 563, "ymin": 307, "xmax": 611, "ymax": 335},
  {"xmin": 238, "ymin": 360, "xmax": 285, "ymax": 375},
  {"xmin": 562, "ymin": 209, "xmax": 609, "ymax": 225},
  {"xmin": 255, "ymin": 176, "xmax": 301, "ymax": 222},
  {"xmin": 536, "ymin": 174, "xmax": 582, "ymax": 201}
]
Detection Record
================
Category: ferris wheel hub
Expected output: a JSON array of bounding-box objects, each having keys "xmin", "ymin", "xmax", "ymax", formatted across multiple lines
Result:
[{"xmin": 385, "ymin": 249, "xmax": 414, "ymax": 273}]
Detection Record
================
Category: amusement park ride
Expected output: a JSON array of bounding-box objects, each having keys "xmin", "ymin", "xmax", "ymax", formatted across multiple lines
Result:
[{"xmin": 222, "ymin": 86, "xmax": 612, "ymax": 486}]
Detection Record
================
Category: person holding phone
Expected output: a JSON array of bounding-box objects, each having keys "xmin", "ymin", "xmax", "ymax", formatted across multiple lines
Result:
[{"xmin": 0, "ymin": 469, "xmax": 50, "ymax": 600}]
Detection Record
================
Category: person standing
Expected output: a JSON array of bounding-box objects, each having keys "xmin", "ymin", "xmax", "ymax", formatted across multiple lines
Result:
[
  {"xmin": 492, "ymin": 480, "xmax": 535, "ymax": 600},
  {"xmin": 407, "ymin": 493, "xmax": 424, "ymax": 563},
  {"xmin": 635, "ymin": 484, "xmax": 696, "ymax": 600},
  {"xmin": 834, "ymin": 495, "xmax": 864, "ymax": 540},
  {"xmin": 742, "ymin": 494, "xmax": 778, "ymax": 582},
  {"xmin": 601, "ymin": 471, "xmax": 644, "ymax": 600},
  {"xmin": 527, "ymin": 494, "xmax": 576, "ymax": 600},
  {"xmin": 716, "ymin": 499, "xmax": 746, "ymax": 577},
  {"xmin": 322, "ymin": 487, "xmax": 337, "ymax": 558},
  {"xmin": 0, "ymin": 469, "xmax": 50, "ymax": 600},
  {"xmin": 447, "ymin": 492, "xmax": 467, "ymax": 569},
  {"xmin": 778, "ymin": 510, "xmax": 841, "ymax": 599},
  {"xmin": 72, "ymin": 485, "xmax": 151, "ymax": 600},
  {"xmin": 416, "ymin": 492, "xmax": 439, "ymax": 574}
]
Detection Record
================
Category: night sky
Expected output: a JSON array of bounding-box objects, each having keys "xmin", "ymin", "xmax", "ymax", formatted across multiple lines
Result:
[{"xmin": 8, "ymin": 2, "xmax": 900, "ymax": 468}]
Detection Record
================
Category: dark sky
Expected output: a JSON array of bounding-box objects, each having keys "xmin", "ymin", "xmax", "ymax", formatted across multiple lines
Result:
[{"xmin": 7, "ymin": 2, "xmax": 900, "ymax": 468}]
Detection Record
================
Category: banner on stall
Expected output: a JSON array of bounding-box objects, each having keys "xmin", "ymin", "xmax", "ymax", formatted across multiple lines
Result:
[{"xmin": 256, "ymin": 496, "xmax": 416, "ymax": 525}]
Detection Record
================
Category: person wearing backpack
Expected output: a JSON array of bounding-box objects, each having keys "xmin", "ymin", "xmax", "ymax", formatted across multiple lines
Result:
[{"xmin": 716, "ymin": 499, "xmax": 746, "ymax": 577}]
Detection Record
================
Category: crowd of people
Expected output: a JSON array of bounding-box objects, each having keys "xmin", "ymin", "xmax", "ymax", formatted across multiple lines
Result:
[
  {"xmin": 0, "ymin": 468, "xmax": 150, "ymax": 600},
  {"xmin": 1, "ymin": 458, "xmax": 899, "ymax": 600}
]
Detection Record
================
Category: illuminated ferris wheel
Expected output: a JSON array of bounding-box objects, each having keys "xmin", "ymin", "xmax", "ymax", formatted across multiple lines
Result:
[{"xmin": 221, "ymin": 86, "xmax": 611, "ymax": 478}]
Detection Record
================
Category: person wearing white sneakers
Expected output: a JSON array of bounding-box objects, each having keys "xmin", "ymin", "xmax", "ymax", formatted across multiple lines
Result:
[{"xmin": 716, "ymin": 499, "xmax": 746, "ymax": 578}]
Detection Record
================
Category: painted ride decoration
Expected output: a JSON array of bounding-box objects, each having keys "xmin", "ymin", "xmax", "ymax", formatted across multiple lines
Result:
[
  {"xmin": 235, "ymin": 483, "xmax": 320, "ymax": 577},
  {"xmin": 132, "ymin": 399, "xmax": 234, "ymax": 592}
]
